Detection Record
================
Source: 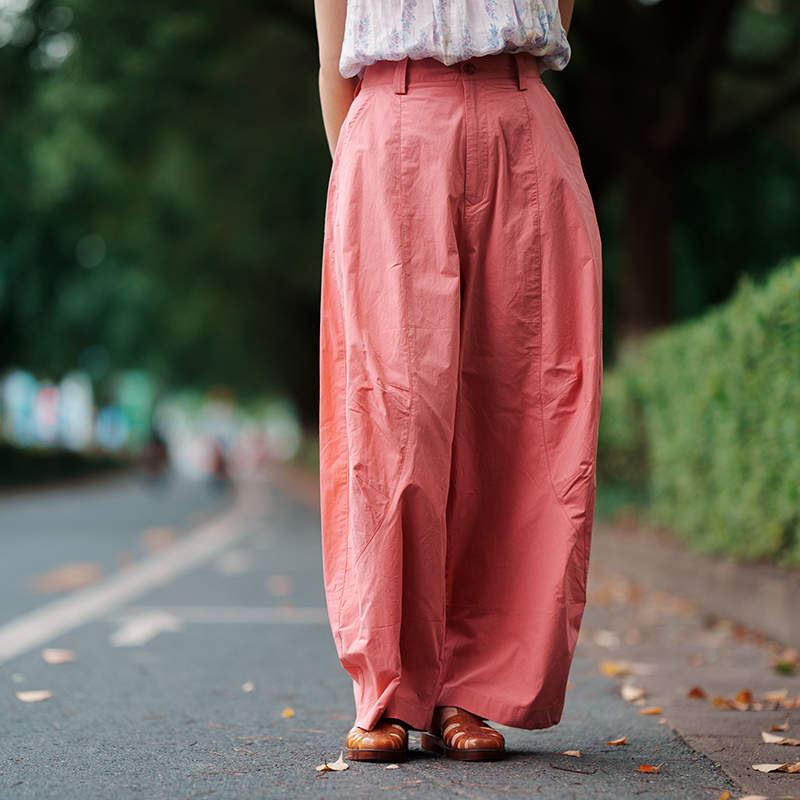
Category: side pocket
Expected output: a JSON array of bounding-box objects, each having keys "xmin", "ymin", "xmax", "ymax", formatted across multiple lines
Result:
[
  {"xmin": 334, "ymin": 81, "xmax": 371, "ymax": 161},
  {"xmin": 537, "ymin": 82, "xmax": 581, "ymax": 156}
]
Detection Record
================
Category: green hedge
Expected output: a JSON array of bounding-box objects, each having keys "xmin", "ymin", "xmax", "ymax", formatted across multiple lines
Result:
[{"xmin": 598, "ymin": 258, "xmax": 800, "ymax": 565}]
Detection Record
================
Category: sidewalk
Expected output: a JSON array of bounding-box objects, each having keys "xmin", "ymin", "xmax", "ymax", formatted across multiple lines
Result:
[{"xmin": 585, "ymin": 522, "xmax": 800, "ymax": 799}]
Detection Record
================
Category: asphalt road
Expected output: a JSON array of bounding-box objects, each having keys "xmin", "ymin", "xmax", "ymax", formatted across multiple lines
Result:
[{"xmin": 0, "ymin": 472, "xmax": 741, "ymax": 800}]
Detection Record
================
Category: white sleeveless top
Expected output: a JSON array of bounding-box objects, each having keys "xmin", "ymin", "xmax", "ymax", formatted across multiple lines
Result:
[{"xmin": 339, "ymin": 0, "xmax": 570, "ymax": 78}]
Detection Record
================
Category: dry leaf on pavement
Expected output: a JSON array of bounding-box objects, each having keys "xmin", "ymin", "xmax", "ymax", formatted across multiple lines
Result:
[
  {"xmin": 562, "ymin": 750, "xmax": 581, "ymax": 757},
  {"xmin": 16, "ymin": 690, "xmax": 52, "ymax": 702},
  {"xmin": 687, "ymin": 686, "xmax": 707, "ymax": 700},
  {"xmin": 763, "ymin": 689, "xmax": 788, "ymax": 703},
  {"xmin": 607, "ymin": 736, "xmax": 627, "ymax": 746},
  {"xmin": 770, "ymin": 718, "xmax": 791, "ymax": 732},
  {"xmin": 41, "ymin": 649, "xmax": 76, "ymax": 665},
  {"xmin": 384, "ymin": 764, "xmax": 400, "ymax": 770},
  {"xmin": 621, "ymin": 685, "xmax": 646, "ymax": 703},
  {"xmin": 141, "ymin": 527, "xmax": 177, "ymax": 553},
  {"xmin": 315, "ymin": 752, "xmax": 349, "ymax": 772},
  {"xmin": 712, "ymin": 696, "xmax": 736, "ymax": 710},
  {"xmin": 638, "ymin": 763, "xmax": 664, "ymax": 773},
  {"xmin": 600, "ymin": 660, "xmax": 631, "ymax": 678},
  {"xmin": 593, "ymin": 630, "xmax": 621, "ymax": 649},
  {"xmin": 281, "ymin": 708, "xmax": 295, "ymax": 718},
  {"xmin": 717, "ymin": 792, "xmax": 729, "ymax": 800},
  {"xmin": 639, "ymin": 706, "xmax": 662, "ymax": 716},
  {"xmin": 751, "ymin": 762, "xmax": 800, "ymax": 773},
  {"xmin": 761, "ymin": 730, "xmax": 800, "ymax": 746},
  {"xmin": 736, "ymin": 689, "xmax": 754, "ymax": 704},
  {"xmin": 32, "ymin": 563, "xmax": 103, "ymax": 593}
]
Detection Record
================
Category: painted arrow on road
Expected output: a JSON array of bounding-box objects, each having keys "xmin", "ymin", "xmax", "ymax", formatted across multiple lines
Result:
[{"xmin": 109, "ymin": 610, "xmax": 183, "ymax": 647}]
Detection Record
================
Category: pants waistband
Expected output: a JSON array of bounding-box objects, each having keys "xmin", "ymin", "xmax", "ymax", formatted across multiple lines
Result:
[{"xmin": 361, "ymin": 53, "xmax": 541, "ymax": 94}]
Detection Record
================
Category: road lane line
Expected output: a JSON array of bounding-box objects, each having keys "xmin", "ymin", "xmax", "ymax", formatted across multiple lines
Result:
[
  {"xmin": 0, "ymin": 483, "xmax": 266, "ymax": 666},
  {"xmin": 109, "ymin": 606, "xmax": 330, "ymax": 625}
]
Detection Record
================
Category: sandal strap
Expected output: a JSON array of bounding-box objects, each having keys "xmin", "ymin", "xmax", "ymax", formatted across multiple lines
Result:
[{"xmin": 435, "ymin": 711, "xmax": 505, "ymax": 751}]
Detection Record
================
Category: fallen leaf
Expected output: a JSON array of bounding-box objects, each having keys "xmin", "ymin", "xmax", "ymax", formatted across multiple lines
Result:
[
  {"xmin": 242, "ymin": 682, "xmax": 255, "ymax": 693},
  {"xmin": 712, "ymin": 696, "xmax": 735, "ymax": 710},
  {"xmin": 594, "ymin": 630, "xmax": 621, "ymax": 649},
  {"xmin": 281, "ymin": 708, "xmax": 295, "ymax": 718},
  {"xmin": 384, "ymin": 764, "xmax": 400, "ymax": 770},
  {"xmin": 268, "ymin": 575, "xmax": 294, "ymax": 597},
  {"xmin": 761, "ymin": 730, "xmax": 800, "ymax": 746},
  {"xmin": 315, "ymin": 752, "xmax": 349, "ymax": 772},
  {"xmin": 736, "ymin": 689, "xmax": 754, "ymax": 704},
  {"xmin": 16, "ymin": 690, "xmax": 52, "ymax": 702},
  {"xmin": 32, "ymin": 563, "xmax": 103, "ymax": 593},
  {"xmin": 621, "ymin": 685, "xmax": 646, "ymax": 703},
  {"xmin": 718, "ymin": 792, "xmax": 730, "ymax": 800},
  {"xmin": 687, "ymin": 686, "xmax": 707, "ymax": 700},
  {"xmin": 563, "ymin": 750, "xmax": 581, "ymax": 757},
  {"xmin": 770, "ymin": 718, "xmax": 791, "ymax": 732},
  {"xmin": 607, "ymin": 736, "xmax": 627, "ymax": 746},
  {"xmin": 638, "ymin": 763, "xmax": 664, "ymax": 773},
  {"xmin": 41, "ymin": 649, "xmax": 76, "ymax": 665},
  {"xmin": 751, "ymin": 762, "xmax": 800, "ymax": 773},
  {"xmin": 600, "ymin": 660, "xmax": 631, "ymax": 678},
  {"xmin": 141, "ymin": 527, "xmax": 176, "ymax": 553},
  {"xmin": 639, "ymin": 706, "xmax": 662, "ymax": 716},
  {"xmin": 763, "ymin": 689, "xmax": 788, "ymax": 703}
]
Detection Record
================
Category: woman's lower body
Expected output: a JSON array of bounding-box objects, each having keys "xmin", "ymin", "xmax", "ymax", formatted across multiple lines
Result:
[{"xmin": 320, "ymin": 53, "xmax": 602, "ymax": 738}]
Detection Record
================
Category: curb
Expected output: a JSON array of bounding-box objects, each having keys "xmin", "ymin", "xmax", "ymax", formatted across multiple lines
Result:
[{"xmin": 591, "ymin": 522, "xmax": 800, "ymax": 651}]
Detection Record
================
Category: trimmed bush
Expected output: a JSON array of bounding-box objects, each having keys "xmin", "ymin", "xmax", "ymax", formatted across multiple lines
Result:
[{"xmin": 598, "ymin": 259, "xmax": 800, "ymax": 565}]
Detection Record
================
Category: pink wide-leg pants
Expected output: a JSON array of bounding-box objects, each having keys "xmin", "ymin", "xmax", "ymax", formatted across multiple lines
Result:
[{"xmin": 320, "ymin": 53, "xmax": 602, "ymax": 733}]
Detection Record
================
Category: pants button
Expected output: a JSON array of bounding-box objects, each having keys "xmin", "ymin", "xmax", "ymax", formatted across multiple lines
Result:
[{"xmin": 463, "ymin": 63, "xmax": 476, "ymax": 75}]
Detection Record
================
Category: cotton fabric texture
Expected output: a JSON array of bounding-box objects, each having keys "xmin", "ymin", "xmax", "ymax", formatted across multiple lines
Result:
[
  {"xmin": 320, "ymin": 53, "xmax": 602, "ymax": 733},
  {"xmin": 339, "ymin": 0, "xmax": 570, "ymax": 78}
]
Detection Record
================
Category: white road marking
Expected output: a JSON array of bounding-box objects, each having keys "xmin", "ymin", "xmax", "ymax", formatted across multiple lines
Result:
[
  {"xmin": 110, "ymin": 606, "xmax": 330, "ymax": 625},
  {"xmin": 215, "ymin": 549, "xmax": 251, "ymax": 576},
  {"xmin": 0, "ymin": 483, "xmax": 267, "ymax": 666},
  {"xmin": 109, "ymin": 610, "xmax": 183, "ymax": 647}
]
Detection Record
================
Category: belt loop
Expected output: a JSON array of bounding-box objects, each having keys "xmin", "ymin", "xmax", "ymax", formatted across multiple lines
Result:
[
  {"xmin": 513, "ymin": 53, "xmax": 528, "ymax": 92},
  {"xmin": 394, "ymin": 58, "xmax": 409, "ymax": 95}
]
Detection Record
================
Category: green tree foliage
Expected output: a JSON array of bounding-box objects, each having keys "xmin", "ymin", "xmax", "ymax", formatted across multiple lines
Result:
[
  {"xmin": 0, "ymin": 0, "xmax": 326, "ymax": 419},
  {"xmin": 3, "ymin": 0, "xmax": 800, "ymax": 424}
]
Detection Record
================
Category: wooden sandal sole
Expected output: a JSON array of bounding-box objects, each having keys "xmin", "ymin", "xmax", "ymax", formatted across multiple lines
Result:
[
  {"xmin": 344, "ymin": 747, "xmax": 408, "ymax": 762},
  {"xmin": 420, "ymin": 732, "xmax": 505, "ymax": 761}
]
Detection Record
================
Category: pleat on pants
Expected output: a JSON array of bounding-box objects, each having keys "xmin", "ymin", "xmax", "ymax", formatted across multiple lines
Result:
[{"xmin": 319, "ymin": 53, "xmax": 602, "ymax": 734}]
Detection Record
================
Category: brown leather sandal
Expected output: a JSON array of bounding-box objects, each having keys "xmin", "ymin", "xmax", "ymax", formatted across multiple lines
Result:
[
  {"xmin": 345, "ymin": 717, "xmax": 408, "ymax": 762},
  {"xmin": 421, "ymin": 709, "xmax": 505, "ymax": 761}
]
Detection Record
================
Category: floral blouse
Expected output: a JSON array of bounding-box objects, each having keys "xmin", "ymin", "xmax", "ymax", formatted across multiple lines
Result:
[{"xmin": 339, "ymin": 0, "xmax": 570, "ymax": 78}]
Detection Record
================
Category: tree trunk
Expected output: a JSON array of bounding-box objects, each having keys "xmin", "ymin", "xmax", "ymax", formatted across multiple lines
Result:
[{"xmin": 617, "ymin": 152, "xmax": 675, "ymax": 341}]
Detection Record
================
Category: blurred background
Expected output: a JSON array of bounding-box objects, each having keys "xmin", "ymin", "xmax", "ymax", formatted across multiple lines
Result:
[{"xmin": 1, "ymin": 0, "xmax": 799, "ymax": 564}]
